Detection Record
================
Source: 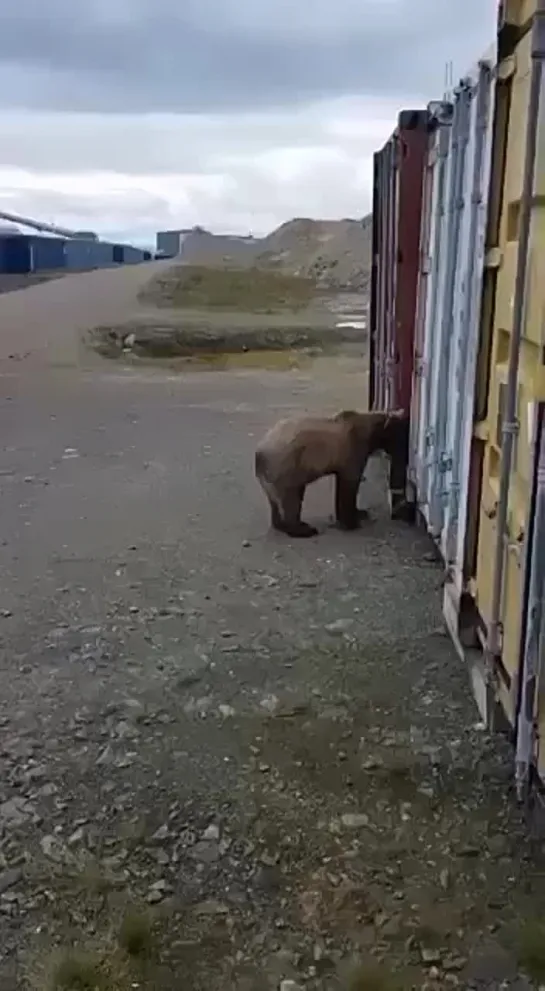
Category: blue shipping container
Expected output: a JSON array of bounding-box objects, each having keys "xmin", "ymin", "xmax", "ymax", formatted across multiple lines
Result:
[
  {"xmin": 91, "ymin": 241, "xmax": 115, "ymax": 268},
  {"xmin": 65, "ymin": 238, "xmax": 98, "ymax": 270},
  {"xmin": 112, "ymin": 244, "xmax": 124, "ymax": 264},
  {"xmin": 0, "ymin": 234, "xmax": 32, "ymax": 274},
  {"xmin": 31, "ymin": 236, "xmax": 66, "ymax": 271},
  {"xmin": 124, "ymin": 245, "xmax": 145, "ymax": 264}
]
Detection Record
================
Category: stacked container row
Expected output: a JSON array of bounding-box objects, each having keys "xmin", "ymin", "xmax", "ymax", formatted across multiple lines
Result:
[
  {"xmin": 369, "ymin": 0, "xmax": 545, "ymax": 800},
  {"xmin": 0, "ymin": 234, "xmax": 151, "ymax": 274}
]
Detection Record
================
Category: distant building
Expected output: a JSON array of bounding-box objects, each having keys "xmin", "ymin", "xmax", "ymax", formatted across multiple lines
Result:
[{"xmin": 155, "ymin": 229, "xmax": 191, "ymax": 258}]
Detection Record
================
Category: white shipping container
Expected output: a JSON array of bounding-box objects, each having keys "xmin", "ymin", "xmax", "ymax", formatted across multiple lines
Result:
[{"xmin": 408, "ymin": 57, "xmax": 496, "ymax": 616}]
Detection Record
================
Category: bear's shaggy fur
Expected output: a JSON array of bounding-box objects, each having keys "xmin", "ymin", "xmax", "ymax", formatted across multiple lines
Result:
[{"xmin": 254, "ymin": 408, "xmax": 406, "ymax": 537}]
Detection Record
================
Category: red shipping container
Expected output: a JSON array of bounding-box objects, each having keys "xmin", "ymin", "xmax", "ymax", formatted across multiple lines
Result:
[{"xmin": 369, "ymin": 109, "xmax": 429, "ymax": 417}]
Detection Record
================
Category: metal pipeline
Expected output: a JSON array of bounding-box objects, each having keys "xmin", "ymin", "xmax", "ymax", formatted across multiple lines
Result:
[{"xmin": 485, "ymin": 1, "xmax": 545, "ymax": 695}]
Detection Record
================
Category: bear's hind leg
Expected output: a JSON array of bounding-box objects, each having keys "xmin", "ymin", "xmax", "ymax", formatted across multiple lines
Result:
[
  {"xmin": 335, "ymin": 474, "xmax": 362, "ymax": 530},
  {"xmin": 280, "ymin": 486, "xmax": 318, "ymax": 538}
]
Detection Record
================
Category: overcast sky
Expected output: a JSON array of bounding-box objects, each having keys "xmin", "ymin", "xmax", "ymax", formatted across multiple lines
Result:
[{"xmin": 0, "ymin": 1, "xmax": 497, "ymax": 246}]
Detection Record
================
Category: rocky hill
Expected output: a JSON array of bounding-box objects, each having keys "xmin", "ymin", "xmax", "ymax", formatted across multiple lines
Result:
[{"xmin": 175, "ymin": 216, "xmax": 373, "ymax": 293}]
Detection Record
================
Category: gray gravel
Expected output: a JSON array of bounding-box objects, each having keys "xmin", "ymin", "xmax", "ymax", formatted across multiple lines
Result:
[{"xmin": 0, "ymin": 275, "xmax": 544, "ymax": 990}]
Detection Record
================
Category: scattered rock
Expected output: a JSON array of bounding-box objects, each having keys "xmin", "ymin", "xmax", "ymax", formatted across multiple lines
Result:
[
  {"xmin": 218, "ymin": 704, "xmax": 236, "ymax": 718},
  {"xmin": 325, "ymin": 619, "xmax": 353, "ymax": 634},
  {"xmin": 202, "ymin": 823, "xmax": 220, "ymax": 842},
  {"xmin": 190, "ymin": 841, "xmax": 220, "ymax": 864},
  {"xmin": 421, "ymin": 948, "xmax": 442, "ymax": 965},
  {"xmin": 0, "ymin": 797, "xmax": 34, "ymax": 828},
  {"xmin": 280, "ymin": 982, "xmax": 303, "ymax": 991},
  {"xmin": 0, "ymin": 869, "xmax": 23, "ymax": 895},
  {"xmin": 193, "ymin": 899, "xmax": 230, "ymax": 917},
  {"xmin": 341, "ymin": 812, "xmax": 370, "ymax": 829}
]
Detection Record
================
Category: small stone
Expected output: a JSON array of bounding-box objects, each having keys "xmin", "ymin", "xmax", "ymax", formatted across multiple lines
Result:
[
  {"xmin": 67, "ymin": 827, "xmax": 85, "ymax": 847},
  {"xmin": 362, "ymin": 756, "xmax": 383, "ymax": 771},
  {"xmin": 439, "ymin": 868, "xmax": 451, "ymax": 891},
  {"xmin": 325, "ymin": 619, "xmax": 353, "ymax": 633},
  {"xmin": 260, "ymin": 694, "xmax": 279, "ymax": 713},
  {"xmin": 151, "ymin": 824, "xmax": 169, "ymax": 842},
  {"xmin": 0, "ymin": 868, "xmax": 23, "ymax": 894},
  {"xmin": 428, "ymin": 966, "xmax": 440, "ymax": 980},
  {"xmin": 147, "ymin": 889, "xmax": 165, "ymax": 904},
  {"xmin": 443, "ymin": 956, "xmax": 467, "ymax": 972},
  {"xmin": 341, "ymin": 812, "xmax": 369, "ymax": 829},
  {"xmin": 421, "ymin": 948, "xmax": 442, "ymax": 965},
  {"xmin": 280, "ymin": 982, "xmax": 303, "ymax": 991},
  {"xmin": 124, "ymin": 333, "xmax": 136, "ymax": 348},
  {"xmin": 193, "ymin": 899, "xmax": 230, "ymax": 917},
  {"xmin": 0, "ymin": 797, "xmax": 34, "ymax": 827},
  {"xmin": 190, "ymin": 841, "xmax": 220, "ymax": 864},
  {"xmin": 0, "ymin": 609, "xmax": 12, "ymax": 618},
  {"xmin": 242, "ymin": 540, "xmax": 251, "ymax": 548},
  {"xmin": 218, "ymin": 704, "xmax": 236, "ymax": 718},
  {"xmin": 202, "ymin": 823, "xmax": 220, "ymax": 842}
]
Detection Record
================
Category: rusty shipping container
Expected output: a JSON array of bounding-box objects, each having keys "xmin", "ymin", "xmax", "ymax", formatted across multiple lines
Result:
[{"xmin": 369, "ymin": 109, "xmax": 429, "ymax": 419}]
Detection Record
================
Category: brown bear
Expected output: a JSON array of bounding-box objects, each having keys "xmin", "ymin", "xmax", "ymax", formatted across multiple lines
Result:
[{"xmin": 254, "ymin": 408, "xmax": 406, "ymax": 537}]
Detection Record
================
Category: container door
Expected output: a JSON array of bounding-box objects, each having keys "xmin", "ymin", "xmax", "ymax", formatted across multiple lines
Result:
[
  {"xmin": 515, "ymin": 406, "xmax": 545, "ymax": 802},
  {"xmin": 443, "ymin": 64, "xmax": 495, "ymax": 582},
  {"xmin": 427, "ymin": 86, "xmax": 470, "ymax": 539},
  {"xmin": 419, "ymin": 114, "xmax": 453, "ymax": 527},
  {"xmin": 409, "ymin": 126, "xmax": 435, "ymax": 487}
]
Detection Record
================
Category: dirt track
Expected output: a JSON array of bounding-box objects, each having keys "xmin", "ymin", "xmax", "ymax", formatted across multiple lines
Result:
[
  {"xmin": 0, "ymin": 261, "xmax": 170, "ymax": 367},
  {"xmin": 1, "ymin": 269, "xmax": 545, "ymax": 991}
]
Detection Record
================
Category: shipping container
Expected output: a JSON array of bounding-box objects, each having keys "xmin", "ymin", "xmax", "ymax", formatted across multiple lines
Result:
[
  {"xmin": 369, "ymin": 110, "xmax": 429, "ymax": 417},
  {"xmin": 156, "ymin": 229, "xmax": 188, "ymax": 257},
  {"xmin": 112, "ymin": 244, "xmax": 124, "ymax": 264},
  {"xmin": 369, "ymin": 109, "xmax": 429, "ymax": 513},
  {"xmin": 91, "ymin": 241, "xmax": 116, "ymax": 268},
  {"xmin": 122, "ymin": 245, "xmax": 144, "ymax": 264},
  {"xmin": 30, "ymin": 235, "xmax": 66, "ymax": 271},
  {"xmin": 406, "ymin": 59, "xmax": 496, "ymax": 647},
  {"xmin": 461, "ymin": 0, "xmax": 545, "ymax": 767},
  {"xmin": 65, "ymin": 238, "xmax": 99, "ymax": 270},
  {"xmin": 0, "ymin": 233, "xmax": 31, "ymax": 274}
]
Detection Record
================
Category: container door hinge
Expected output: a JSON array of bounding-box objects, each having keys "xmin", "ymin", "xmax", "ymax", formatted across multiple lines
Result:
[
  {"xmin": 485, "ymin": 247, "xmax": 502, "ymax": 269},
  {"xmin": 438, "ymin": 452, "xmax": 453, "ymax": 473},
  {"xmin": 421, "ymin": 255, "xmax": 432, "ymax": 275},
  {"xmin": 497, "ymin": 54, "xmax": 516, "ymax": 82}
]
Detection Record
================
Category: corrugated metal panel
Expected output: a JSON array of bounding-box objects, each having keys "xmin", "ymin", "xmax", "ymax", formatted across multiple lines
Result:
[
  {"xmin": 369, "ymin": 110, "xmax": 429, "ymax": 418},
  {"xmin": 0, "ymin": 234, "xmax": 31, "ymax": 274},
  {"xmin": 467, "ymin": 1, "xmax": 545, "ymax": 741},
  {"xmin": 408, "ymin": 60, "xmax": 496, "ymax": 615},
  {"xmin": 30, "ymin": 235, "xmax": 66, "ymax": 271},
  {"xmin": 112, "ymin": 245, "xmax": 124, "ymax": 264}
]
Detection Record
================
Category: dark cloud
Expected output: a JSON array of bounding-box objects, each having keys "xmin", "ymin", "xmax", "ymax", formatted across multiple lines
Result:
[{"xmin": 0, "ymin": 0, "xmax": 497, "ymax": 113}]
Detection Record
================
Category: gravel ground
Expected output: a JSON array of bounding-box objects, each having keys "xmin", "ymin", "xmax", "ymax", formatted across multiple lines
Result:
[{"xmin": 0, "ymin": 275, "xmax": 544, "ymax": 991}]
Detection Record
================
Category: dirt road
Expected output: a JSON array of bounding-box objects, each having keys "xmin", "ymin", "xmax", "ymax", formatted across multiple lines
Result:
[{"xmin": 0, "ymin": 271, "xmax": 544, "ymax": 991}]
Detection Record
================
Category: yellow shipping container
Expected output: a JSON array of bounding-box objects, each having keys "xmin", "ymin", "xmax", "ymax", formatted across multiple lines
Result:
[{"xmin": 466, "ymin": 0, "xmax": 545, "ymax": 796}]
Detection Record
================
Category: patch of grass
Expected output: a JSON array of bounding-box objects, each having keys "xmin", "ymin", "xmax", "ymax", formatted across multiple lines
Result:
[
  {"xmin": 517, "ymin": 919, "xmax": 545, "ymax": 982},
  {"xmin": 139, "ymin": 264, "xmax": 317, "ymax": 313},
  {"xmin": 118, "ymin": 908, "xmax": 155, "ymax": 958},
  {"xmin": 49, "ymin": 950, "xmax": 105, "ymax": 990}
]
